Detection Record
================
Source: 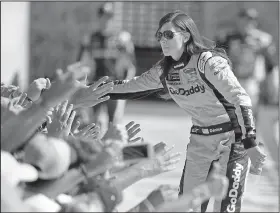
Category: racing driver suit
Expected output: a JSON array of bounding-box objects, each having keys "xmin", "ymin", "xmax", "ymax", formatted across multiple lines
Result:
[{"xmin": 106, "ymin": 51, "xmax": 257, "ymax": 212}]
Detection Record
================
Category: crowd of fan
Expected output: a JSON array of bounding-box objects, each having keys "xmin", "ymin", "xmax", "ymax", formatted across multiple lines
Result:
[{"xmin": 1, "ymin": 63, "xmax": 229, "ymax": 212}]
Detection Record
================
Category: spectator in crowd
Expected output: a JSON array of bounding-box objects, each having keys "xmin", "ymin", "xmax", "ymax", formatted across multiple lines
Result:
[
  {"xmin": 77, "ymin": 2, "xmax": 137, "ymax": 135},
  {"xmin": 215, "ymin": 8, "xmax": 279, "ymax": 114}
]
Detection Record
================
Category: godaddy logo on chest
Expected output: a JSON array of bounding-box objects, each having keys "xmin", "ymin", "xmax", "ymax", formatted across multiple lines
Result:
[
  {"xmin": 169, "ymin": 85, "xmax": 205, "ymax": 96},
  {"xmin": 226, "ymin": 162, "xmax": 244, "ymax": 212}
]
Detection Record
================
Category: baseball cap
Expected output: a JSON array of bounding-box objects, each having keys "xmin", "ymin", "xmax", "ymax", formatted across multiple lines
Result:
[
  {"xmin": 238, "ymin": 8, "xmax": 259, "ymax": 20},
  {"xmin": 23, "ymin": 134, "xmax": 72, "ymax": 180},
  {"xmin": 98, "ymin": 2, "xmax": 114, "ymax": 17},
  {"xmin": 1, "ymin": 151, "xmax": 39, "ymax": 186}
]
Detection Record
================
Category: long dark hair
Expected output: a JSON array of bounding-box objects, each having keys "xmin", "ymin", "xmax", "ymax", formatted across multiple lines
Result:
[{"xmin": 156, "ymin": 10, "xmax": 231, "ymax": 97}]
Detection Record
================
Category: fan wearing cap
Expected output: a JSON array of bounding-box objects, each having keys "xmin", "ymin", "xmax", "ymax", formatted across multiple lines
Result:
[
  {"xmin": 76, "ymin": 2, "xmax": 136, "ymax": 135},
  {"xmin": 215, "ymin": 8, "xmax": 278, "ymax": 115},
  {"xmin": 22, "ymin": 134, "xmax": 72, "ymax": 180}
]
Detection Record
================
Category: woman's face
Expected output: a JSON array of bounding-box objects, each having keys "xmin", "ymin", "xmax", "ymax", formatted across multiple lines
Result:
[{"xmin": 157, "ymin": 22, "xmax": 187, "ymax": 59}]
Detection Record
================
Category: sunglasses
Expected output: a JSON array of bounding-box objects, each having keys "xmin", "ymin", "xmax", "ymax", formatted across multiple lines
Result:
[{"xmin": 155, "ymin": 30, "xmax": 181, "ymax": 42}]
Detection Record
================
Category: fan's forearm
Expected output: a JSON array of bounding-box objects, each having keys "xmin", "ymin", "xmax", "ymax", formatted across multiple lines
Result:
[{"xmin": 110, "ymin": 165, "xmax": 144, "ymax": 191}]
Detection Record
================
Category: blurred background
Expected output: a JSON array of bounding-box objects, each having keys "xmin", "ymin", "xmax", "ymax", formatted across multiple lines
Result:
[{"xmin": 1, "ymin": 1, "xmax": 279, "ymax": 212}]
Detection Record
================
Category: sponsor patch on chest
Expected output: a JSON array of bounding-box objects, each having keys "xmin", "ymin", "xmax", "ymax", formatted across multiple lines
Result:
[
  {"xmin": 182, "ymin": 68, "xmax": 200, "ymax": 83},
  {"xmin": 166, "ymin": 72, "xmax": 180, "ymax": 81},
  {"xmin": 169, "ymin": 84, "xmax": 205, "ymax": 96}
]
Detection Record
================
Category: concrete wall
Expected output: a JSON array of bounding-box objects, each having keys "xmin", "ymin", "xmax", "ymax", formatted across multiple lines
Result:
[{"xmin": 1, "ymin": 2, "xmax": 30, "ymax": 90}]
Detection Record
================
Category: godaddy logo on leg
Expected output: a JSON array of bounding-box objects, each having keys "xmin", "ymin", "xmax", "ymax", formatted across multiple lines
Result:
[{"xmin": 227, "ymin": 162, "xmax": 243, "ymax": 212}]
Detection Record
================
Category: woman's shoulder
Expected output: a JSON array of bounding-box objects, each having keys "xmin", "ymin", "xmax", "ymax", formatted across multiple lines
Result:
[
  {"xmin": 197, "ymin": 49, "xmax": 227, "ymax": 59},
  {"xmin": 154, "ymin": 58, "xmax": 164, "ymax": 67},
  {"xmin": 196, "ymin": 50, "xmax": 229, "ymax": 73},
  {"xmin": 151, "ymin": 59, "xmax": 164, "ymax": 72},
  {"xmin": 140, "ymin": 59, "xmax": 163, "ymax": 78},
  {"xmin": 196, "ymin": 51, "xmax": 213, "ymax": 72}
]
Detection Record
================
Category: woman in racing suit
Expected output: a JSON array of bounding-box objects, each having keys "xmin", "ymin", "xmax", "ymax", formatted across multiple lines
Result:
[{"xmin": 101, "ymin": 10, "xmax": 266, "ymax": 212}]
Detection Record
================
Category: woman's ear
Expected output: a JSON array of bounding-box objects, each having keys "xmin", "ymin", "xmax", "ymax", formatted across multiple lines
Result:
[{"xmin": 183, "ymin": 32, "xmax": 190, "ymax": 43}]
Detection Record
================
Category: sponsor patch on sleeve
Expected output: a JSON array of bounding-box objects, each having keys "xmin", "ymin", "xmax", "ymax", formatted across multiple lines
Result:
[
  {"xmin": 208, "ymin": 56, "xmax": 229, "ymax": 77},
  {"xmin": 197, "ymin": 52, "xmax": 213, "ymax": 73}
]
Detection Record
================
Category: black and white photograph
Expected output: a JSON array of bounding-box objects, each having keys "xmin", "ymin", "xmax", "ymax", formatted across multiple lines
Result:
[{"xmin": 1, "ymin": 1, "xmax": 279, "ymax": 212}]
